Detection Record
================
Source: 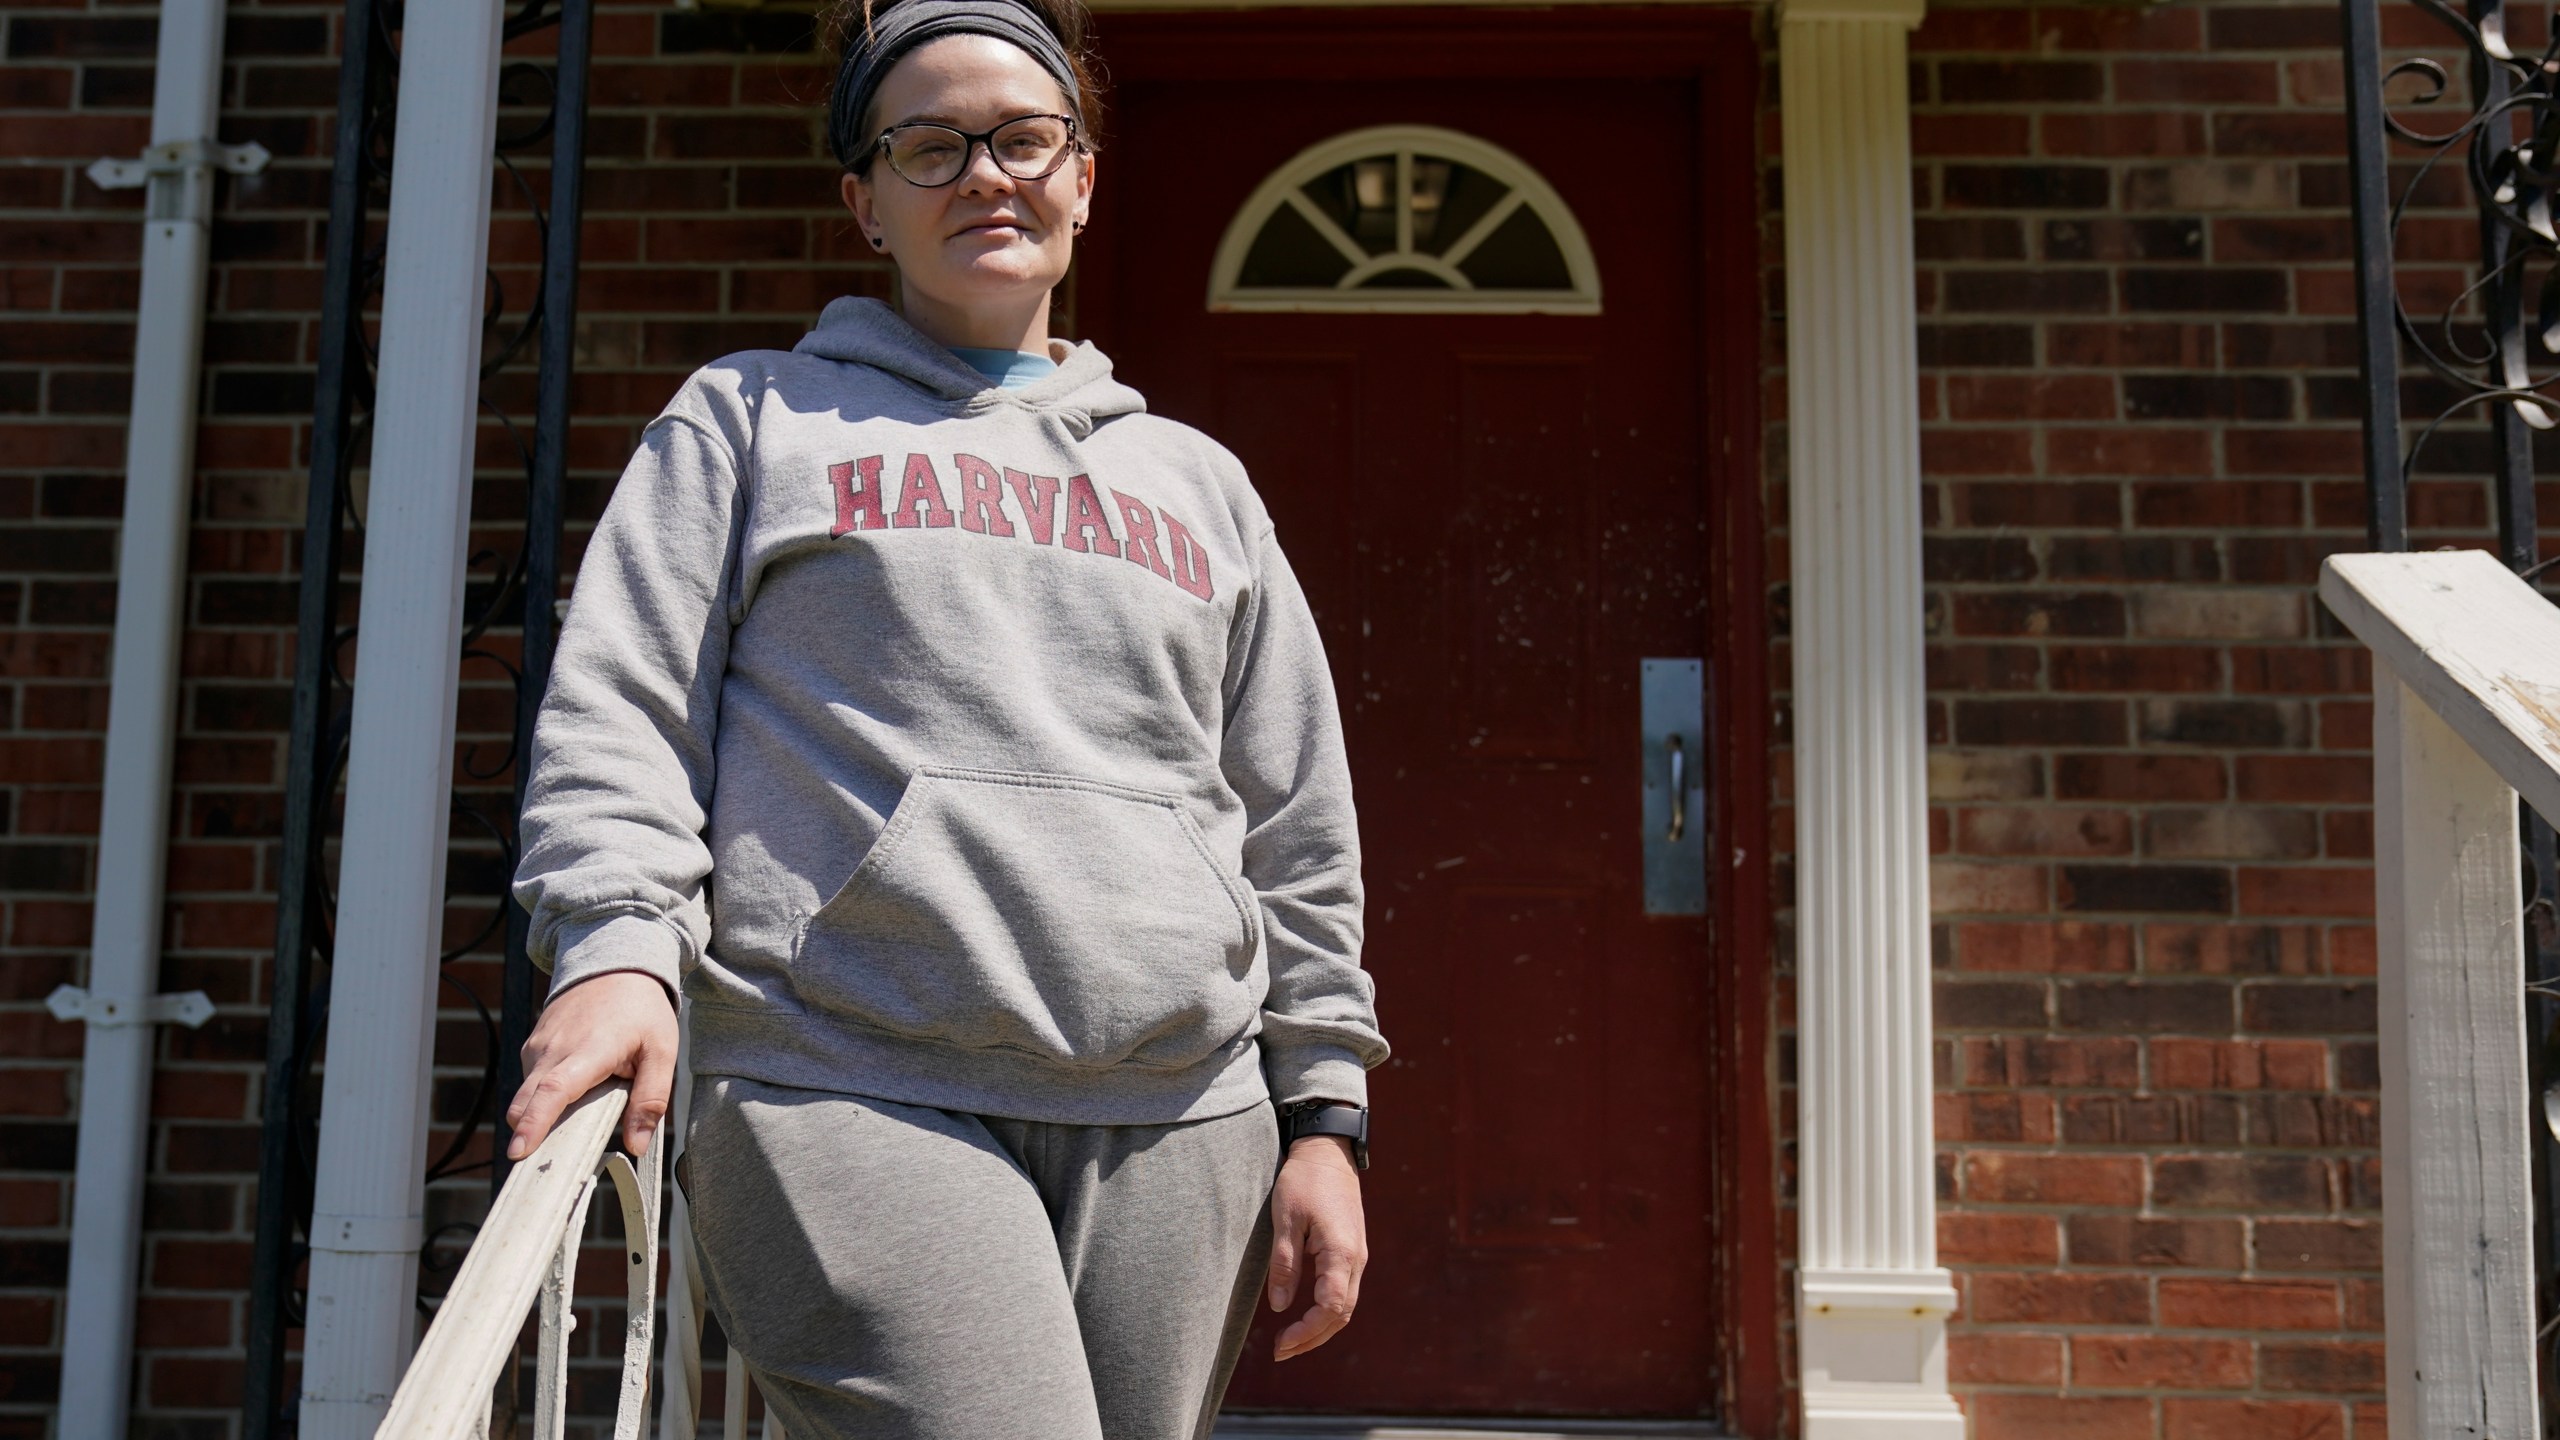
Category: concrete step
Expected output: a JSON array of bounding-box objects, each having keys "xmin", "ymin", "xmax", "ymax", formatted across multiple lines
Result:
[{"xmin": 1214, "ymin": 1417, "xmax": 1726, "ymax": 1440}]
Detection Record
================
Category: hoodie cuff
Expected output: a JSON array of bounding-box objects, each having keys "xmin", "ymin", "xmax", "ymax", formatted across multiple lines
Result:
[
  {"xmin": 1263, "ymin": 1042, "xmax": 1371, "ymax": 1110},
  {"xmin": 549, "ymin": 911, "xmax": 684, "ymax": 1002}
]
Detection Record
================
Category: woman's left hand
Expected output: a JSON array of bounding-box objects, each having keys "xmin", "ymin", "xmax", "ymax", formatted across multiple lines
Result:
[{"xmin": 1265, "ymin": 1135, "xmax": 1368, "ymax": 1361}]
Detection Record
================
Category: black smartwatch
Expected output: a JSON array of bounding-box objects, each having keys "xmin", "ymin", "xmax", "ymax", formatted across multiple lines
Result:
[{"xmin": 1280, "ymin": 1100, "xmax": 1369, "ymax": 1171}]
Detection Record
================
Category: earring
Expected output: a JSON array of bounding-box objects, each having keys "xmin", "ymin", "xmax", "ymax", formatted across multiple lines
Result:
[
  {"xmin": 870, "ymin": 234, "xmax": 885, "ymax": 249},
  {"xmin": 1072, "ymin": 219, "xmax": 1086, "ymax": 234}
]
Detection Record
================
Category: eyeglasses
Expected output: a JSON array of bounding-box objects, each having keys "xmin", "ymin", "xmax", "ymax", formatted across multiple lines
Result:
[{"xmin": 871, "ymin": 113, "xmax": 1081, "ymax": 188}]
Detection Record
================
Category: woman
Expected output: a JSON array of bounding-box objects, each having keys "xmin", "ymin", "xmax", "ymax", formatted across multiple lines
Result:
[{"xmin": 501, "ymin": 0, "xmax": 1388, "ymax": 1435}]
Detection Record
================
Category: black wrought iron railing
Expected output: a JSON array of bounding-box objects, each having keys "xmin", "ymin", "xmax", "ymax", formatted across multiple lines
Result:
[
  {"xmin": 242, "ymin": 2, "xmax": 594, "ymax": 1434},
  {"xmin": 2340, "ymin": 0, "xmax": 2560, "ymax": 1418}
]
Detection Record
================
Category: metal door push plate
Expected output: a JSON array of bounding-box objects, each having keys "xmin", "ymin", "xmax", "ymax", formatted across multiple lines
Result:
[{"xmin": 1641, "ymin": 657, "xmax": 1707, "ymax": 916}]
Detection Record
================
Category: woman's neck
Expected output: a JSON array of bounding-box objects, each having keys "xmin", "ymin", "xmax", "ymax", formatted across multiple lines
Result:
[{"xmin": 898, "ymin": 287, "xmax": 1051, "ymax": 355}]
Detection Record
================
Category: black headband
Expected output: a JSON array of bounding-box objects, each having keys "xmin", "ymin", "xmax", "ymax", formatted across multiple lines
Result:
[{"xmin": 829, "ymin": 0, "xmax": 1083, "ymax": 172}]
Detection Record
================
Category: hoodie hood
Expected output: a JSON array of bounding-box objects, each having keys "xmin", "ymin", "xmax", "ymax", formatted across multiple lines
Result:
[{"xmin": 793, "ymin": 294, "xmax": 1147, "ymax": 438}]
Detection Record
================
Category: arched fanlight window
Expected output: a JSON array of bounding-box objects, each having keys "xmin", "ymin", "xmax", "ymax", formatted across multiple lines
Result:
[{"xmin": 1208, "ymin": 125, "xmax": 1602, "ymax": 315}]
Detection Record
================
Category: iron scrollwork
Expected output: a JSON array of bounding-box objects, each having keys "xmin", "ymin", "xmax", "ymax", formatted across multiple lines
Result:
[
  {"xmin": 243, "ymin": 1, "xmax": 592, "ymax": 1434},
  {"xmin": 2341, "ymin": 0, "xmax": 2560, "ymax": 1422},
  {"xmin": 2358, "ymin": 0, "xmax": 2560, "ymax": 535}
]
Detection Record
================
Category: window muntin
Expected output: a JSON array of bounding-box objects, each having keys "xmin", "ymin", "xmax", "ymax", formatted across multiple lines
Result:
[{"xmin": 1209, "ymin": 126, "xmax": 1602, "ymax": 315}]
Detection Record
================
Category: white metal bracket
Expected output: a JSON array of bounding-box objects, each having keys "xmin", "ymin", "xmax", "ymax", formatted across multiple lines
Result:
[
  {"xmin": 86, "ymin": 138, "xmax": 271, "ymax": 191},
  {"xmin": 87, "ymin": 138, "xmax": 271, "ymax": 226},
  {"xmin": 46, "ymin": 984, "xmax": 214, "ymax": 1031}
]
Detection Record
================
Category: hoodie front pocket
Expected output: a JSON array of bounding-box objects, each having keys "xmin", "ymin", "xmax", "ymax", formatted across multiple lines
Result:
[{"xmin": 789, "ymin": 765, "xmax": 1261, "ymax": 1069}]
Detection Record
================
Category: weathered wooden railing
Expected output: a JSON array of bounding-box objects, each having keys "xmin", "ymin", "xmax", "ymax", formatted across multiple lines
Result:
[
  {"xmin": 374, "ymin": 1082, "xmax": 659, "ymax": 1439},
  {"xmin": 372, "ymin": 1045, "xmax": 788, "ymax": 1439},
  {"xmin": 2320, "ymin": 549, "xmax": 2560, "ymax": 1439}
]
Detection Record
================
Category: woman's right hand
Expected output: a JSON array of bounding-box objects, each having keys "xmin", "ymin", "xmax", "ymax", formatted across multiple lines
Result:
[{"xmin": 506, "ymin": 970, "xmax": 679, "ymax": 1160}]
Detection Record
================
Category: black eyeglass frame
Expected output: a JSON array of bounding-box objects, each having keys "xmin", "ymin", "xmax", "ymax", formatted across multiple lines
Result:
[{"xmin": 866, "ymin": 112, "xmax": 1085, "ymax": 188}]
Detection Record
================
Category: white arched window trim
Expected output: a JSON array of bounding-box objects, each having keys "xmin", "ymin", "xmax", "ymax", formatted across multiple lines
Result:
[{"xmin": 1207, "ymin": 124, "xmax": 1604, "ymax": 315}]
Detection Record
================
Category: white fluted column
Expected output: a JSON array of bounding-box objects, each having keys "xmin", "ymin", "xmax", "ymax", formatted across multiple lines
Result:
[
  {"xmin": 296, "ymin": 2, "xmax": 504, "ymax": 1435},
  {"xmin": 1781, "ymin": 0, "xmax": 1962, "ymax": 1433}
]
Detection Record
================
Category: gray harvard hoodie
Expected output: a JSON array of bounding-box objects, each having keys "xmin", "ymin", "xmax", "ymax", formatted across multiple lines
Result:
[{"xmin": 511, "ymin": 297, "xmax": 1387, "ymax": 1124}]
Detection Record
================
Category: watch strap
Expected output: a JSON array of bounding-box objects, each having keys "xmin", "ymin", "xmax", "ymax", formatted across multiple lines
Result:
[{"xmin": 1282, "ymin": 1102, "xmax": 1369, "ymax": 1171}]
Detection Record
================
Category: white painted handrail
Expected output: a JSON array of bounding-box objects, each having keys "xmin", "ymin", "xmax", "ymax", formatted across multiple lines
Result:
[
  {"xmin": 371, "ymin": 1034, "xmax": 789, "ymax": 1439},
  {"xmin": 373, "ymin": 1082, "xmax": 660, "ymax": 1440},
  {"xmin": 2319, "ymin": 549, "xmax": 2555, "ymax": 1440},
  {"xmin": 2322, "ymin": 550, "xmax": 2560, "ymax": 819}
]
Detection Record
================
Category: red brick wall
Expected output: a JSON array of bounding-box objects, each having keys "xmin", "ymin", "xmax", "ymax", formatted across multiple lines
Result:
[
  {"xmin": 0, "ymin": 4, "xmax": 329, "ymax": 1426},
  {"xmin": 1872, "ymin": 3, "xmax": 2458, "ymax": 1435},
  {"xmin": 0, "ymin": 0, "xmax": 2475, "ymax": 1435},
  {"xmin": 0, "ymin": 3, "xmax": 871, "ymax": 1431}
]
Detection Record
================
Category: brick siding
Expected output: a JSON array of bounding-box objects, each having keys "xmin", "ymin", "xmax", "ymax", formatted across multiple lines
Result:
[
  {"xmin": 0, "ymin": 0, "xmax": 2496, "ymax": 1434},
  {"xmin": 0, "ymin": 3, "xmax": 870, "ymax": 1431},
  {"xmin": 1847, "ymin": 3, "xmax": 2483, "ymax": 1436}
]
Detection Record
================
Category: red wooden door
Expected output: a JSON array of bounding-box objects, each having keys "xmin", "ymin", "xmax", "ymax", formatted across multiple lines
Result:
[{"xmin": 1092, "ymin": 29, "xmax": 1735, "ymax": 1423}]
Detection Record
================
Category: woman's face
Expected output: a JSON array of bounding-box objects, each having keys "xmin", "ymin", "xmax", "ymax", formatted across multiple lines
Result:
[{"xmin": 841, "ymin": 35, "xmax": 1094, "ymax": 325}]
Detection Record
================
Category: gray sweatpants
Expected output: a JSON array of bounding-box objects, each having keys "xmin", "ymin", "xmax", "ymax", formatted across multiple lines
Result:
[{"xmin": 682, "ymin": 1076, "xmax": 1280, "ymax": 1440}]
